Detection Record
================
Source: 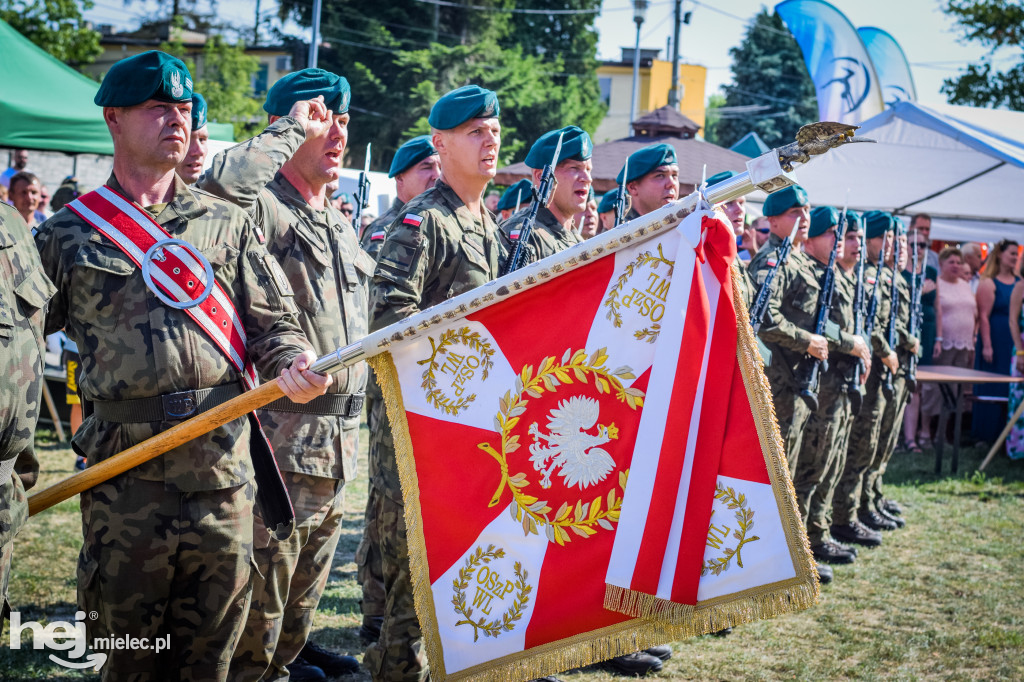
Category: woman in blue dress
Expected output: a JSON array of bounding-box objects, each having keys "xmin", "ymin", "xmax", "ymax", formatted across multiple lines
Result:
[{"xmin": 973, "ymin": 240, "xmax": 1020, "ymax": 442}]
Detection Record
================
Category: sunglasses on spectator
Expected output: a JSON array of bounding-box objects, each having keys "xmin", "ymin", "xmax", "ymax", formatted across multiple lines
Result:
[
  {"xmin": 340, "ymin": 208, "xmax": 353, "ymax": 216},
  {"xmin": 756, "ymin": 228, "xmax": 770, "ymax": 234}
]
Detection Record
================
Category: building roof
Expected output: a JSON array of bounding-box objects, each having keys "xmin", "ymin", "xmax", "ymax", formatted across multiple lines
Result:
[
  {"xmin": 729, "ymin": 131, "xmax": 771, "ymax": 158},
  {"xmin": 631, "ymin": 105, "xmax": 701, "ymax": 136},
  {"xmin": 495, "ymin": 134, "xmax": 750, "ymax": 194}
]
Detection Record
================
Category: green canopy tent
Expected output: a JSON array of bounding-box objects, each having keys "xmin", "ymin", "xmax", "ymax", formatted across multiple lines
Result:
[{"xmin": 0, "ymin": 19, "xmax": 233, "ymax": 154}]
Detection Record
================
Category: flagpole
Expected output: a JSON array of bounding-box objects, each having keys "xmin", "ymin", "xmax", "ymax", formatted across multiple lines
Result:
[{"xmin": 28, "ymin": 123, "xmax": 869, "ymax": 515}]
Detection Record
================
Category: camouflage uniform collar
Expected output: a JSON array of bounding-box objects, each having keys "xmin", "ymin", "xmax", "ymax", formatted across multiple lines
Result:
[
  {"xmin": 536, "ymin": 205, "xmax": 570, "ymax": 235},
  {"xmin": 0, "ymin": 204, "xmax": 16, "ymax": 248},
  {"xmin": 106, "ymin": 173, "xmax": 208, "ymax": 229},
  {"xmin": 434, "ymin": 179, "xmax": 496, "ymax": 231},
  {"xmin": 267, "ymin": 172, "xmax": 337, "ymax": 251}
]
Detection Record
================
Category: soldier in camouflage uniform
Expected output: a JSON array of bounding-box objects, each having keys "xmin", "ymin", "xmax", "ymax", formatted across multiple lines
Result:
[
  {"xmin": 360, "ymin": 135, "xmax": 440, "ymax": 260},
  {"xmin": 617, "ymin": 143, "xmax": 679, "ymax": 222},
  {"xmin": 356, "ymin": 135, "xmax": 440, "ymax": 647},
  {"xmin": 198, "ymin": 69, "xmax": 374, "ymax": 681},
  {"xmin": 366, "ymin": 84, "xmax": 503, "ymax": 682},
  {"xmin": 35, "ymin": 51, "xmax": 329, "ymax": 680},
  {"xmin": 832, "ymin": 211, "xmax": 899, "ymax": 549},
  {"xmin": 176, "ymin": 92, "xmax": 210, "ymax": 185},
  {"xmin": 791, "ymin": 208, "xmax": 871, "ymax": 570},
  {"xmin": 498, "ymin": 126, "xmax": 592, "ymax": 269},
  {"xmin": 862, "ymin": 222, "xmax": 916, "ymax": 532},
  {"xmin": 0, "ymin": 202, "xmax": 54, "ymax": 618}
]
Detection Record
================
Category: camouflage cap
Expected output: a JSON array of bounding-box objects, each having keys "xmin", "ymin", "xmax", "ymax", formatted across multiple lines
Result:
[
  {"xmin": 389, "ymin": 135, "xmax": 438, "ymax": 178},
  {"xmin": 616, "ymin": 143, "xmax": 677, "ymax": 185},
  {"xmin": 496, "ymin": 179, "xmax": 534, "ymax": 212},
  {"xmin": 808, "ymin": 205, "xmax": 839, "ymax": 238},
  {"xmin": 191, "ymin": 93, "xmax": 208, "ymax": 130},
  {"xmin": 706, "ymin": 169, "xmax": 739, "ymax": 187},
  {"xmin": 428, "ymin": 85, "xmax": 500, "ymax": 130},
  {"xmin": 524, "ymin": 126, "xmax": 592, "ymax": 169},
  {"xmin": 264, "ymin": 68, "xmax": 351, "ymax": 116},
  {"xmin": 762, "ymin": 184, "xmax": 809, "ymax": 217},
  {"xmin": 597, "ymin": 190, "xmax": 618, "ymax": 214},
  {"xmin": 94, "ymin": 50, "xmax": 193, "ymax": 107},
  {"xmin": 863, "ymin": 210, "xmax": 895, "ymax": 239}
]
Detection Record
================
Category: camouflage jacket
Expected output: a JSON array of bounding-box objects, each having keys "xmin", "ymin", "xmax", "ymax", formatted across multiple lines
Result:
[
  {"xmin": 360, "ymin": 197, "xmax": 403, "ymax": 262},
  {"xmin": 747, "ymin": 232, "xmax": 802, "ymax": 328},
  {"xmin": 0, "ymin": 203, "xmax": 53, "ymax": 547},
  {"xmin": 370, "ymin": 179, "xmax": 502, "ymax": 331},
  {"xmin": 878, "ymin": 265, "xmax": 917, "ymax": 371},
  {"xmin": 199, "ymin": 117, "xmax": 375, "ymax": 480},
  {"xmin": 497, "ymin": 204, "xmax": 581, "ymax": 270},
  {"xmin": 36, "ymin": 174, "xmax": 311, "ymax": 492},
  {"xmin": 861, "ymin": 262, "xmax": 896, "ymax": 358}
]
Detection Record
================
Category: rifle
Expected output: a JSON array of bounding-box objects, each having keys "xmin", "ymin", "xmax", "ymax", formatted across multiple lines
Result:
[
  {"xmin": 614, "ymin": 158, "xmax": 629, "ymax": 227},
  {"xmin": 907, "ymin": 240, "xmax": 924, "ymax": 390},
  {"xmin": 800, "ymin": 208, "xmax": 847, "ymax": 410},
  {"xmin": 847, "ymin": 228, "xmax": 868, "ymax": 413},
  {"xmin": 882, "ymin": 229, "xmax": 904, "ymax": 398},
  {"xmin": 501, "ymin": 131, "xmax": 564, "ymax": 276},
  {"xmin": 353, "ymin": 142, "xmax": 372, "ymax": 230},
  {"xmin": 749, "ymin": 214, "xmax": 802, "ymax": 334}
]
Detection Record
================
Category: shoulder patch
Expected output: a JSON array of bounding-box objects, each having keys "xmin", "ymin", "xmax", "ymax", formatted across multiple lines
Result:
[
  {"xmin": 370, "ymin": 230, "xmax": 386, "ymax": 241},
  {"xmin": 403, "ymin": 213, "xmax": 424, "ymax": 227},
  {"xmin": 509, "ymin": 228, "xmax": 522, "ymax": 240}
]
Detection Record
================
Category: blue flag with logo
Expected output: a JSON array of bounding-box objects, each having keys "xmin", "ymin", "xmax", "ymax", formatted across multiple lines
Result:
[
  {"xmin": 858, "ymin": 26, "xmax": 917, "ymax": 108},
  {"xmin": 775, "ymin": 0, "xmax": 884, "ymax": 124}
]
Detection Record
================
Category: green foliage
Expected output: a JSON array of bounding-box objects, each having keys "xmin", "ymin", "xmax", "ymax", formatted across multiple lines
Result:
[
  {"xmin": 702, "ymin": 92, "xmax": 727, "ymax": 145},
  {"xmin": 941, "ymin": 0, "xmax": 1024, "ymax": 110},
  {"xmin": 713, "ymin": 9, "xmax": 817, "ymax": 149},
  {"xmin": 0, "ymin": 0, "xmax": 102, "ymax": 68},
  {"xmin": 275, "ymin": 0, "xmax": 605, "ymax": 170},
  {"xmin": 163, "ymin": 34, "xmax": 263, "ymax": 141}
]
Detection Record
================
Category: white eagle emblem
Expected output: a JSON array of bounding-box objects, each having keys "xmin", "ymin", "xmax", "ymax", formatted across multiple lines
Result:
[
  {"xmin": 170, "ymin": 70, "xmax": 184, "ymax": 99},
  {"xmin": 528, "ymin": 396, "xmax": 618, "ymax": 490}
]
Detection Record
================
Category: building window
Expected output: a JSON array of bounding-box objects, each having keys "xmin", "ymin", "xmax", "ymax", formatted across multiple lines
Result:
[
  {"xmin": 252, "ymin": 64, "xmax": 269, "ymax": 96},
  {"xmin": 599, "ymin": 77, "xmax": 612, "ymax": 107},
  {"xmin": 276, "ymin": 55, "xmax": 292, "ymax": 71}
]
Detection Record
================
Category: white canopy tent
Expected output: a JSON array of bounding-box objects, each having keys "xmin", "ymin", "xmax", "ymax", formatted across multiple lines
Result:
[{"xmin": 793, "ymin": 101, "xmax": 1024, "ymax": 243}]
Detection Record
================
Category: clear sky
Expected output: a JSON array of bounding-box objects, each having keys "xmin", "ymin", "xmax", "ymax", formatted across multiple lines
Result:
[{"xmin": 81, "ymin": 0, "xmax": 1019, "ymax": 108}]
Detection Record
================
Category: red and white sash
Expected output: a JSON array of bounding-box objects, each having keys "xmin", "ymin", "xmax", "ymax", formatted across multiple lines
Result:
[{"xmin": 67, "ymin": 185, "xmax": 259, "ymax": 389}]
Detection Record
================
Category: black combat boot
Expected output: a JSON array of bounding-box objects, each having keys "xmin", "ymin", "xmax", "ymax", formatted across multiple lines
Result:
[
  {"xmin": 300, "ymin": 640, "xmax": 360, "ymax": 676},
  {"xmin": 859, "ymin": 509, "xmax": 898, "ymax": 531},
  {"xmin": 831, "ymin": 520, "xmax": 883, "ymax": 547}
]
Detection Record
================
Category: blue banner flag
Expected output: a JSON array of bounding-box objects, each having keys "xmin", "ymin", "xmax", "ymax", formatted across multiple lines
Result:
[
  {"xmin": 775, "ymin": 0, "xmax": 885, "ymax": 124},
  {"xmin": 858, "ymin": 26, "xmax": 917, "ymax": 108}
]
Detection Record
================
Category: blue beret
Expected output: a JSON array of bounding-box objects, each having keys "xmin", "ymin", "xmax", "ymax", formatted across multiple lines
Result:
[
  {"xmin": 762, "ymin": 184, "xmax": 809, "ymax": 217},
  {"xmin": 331, "ymin": 190, "xmax": 352, "ymax": 202},
  {"xmin": 264, "ymin": 68, "xmax": 350, "ymax": 117},
  {"xmin": 863, "ymin": 210, "xmax": 895, "ymax": 239},
  {"xmin": 892, "ymin": 214, "xmax": 907, "ymax": 235},
  {"xmin": 617, "ymin": 143, "xmax": 677, "ymax": 185},
  {"xmin": 524, "ymin": 126, "xmax": 592, "ymax": 169},
  {"xmin": 428, "ymin": 85, "xmax": 500, "ymax": 130},
  {"xmin": 706, "ymin": 170, "xmax": 738, "ymax": 187},
  {"xmin": 844, "ymin": 209, "xmax": 861, "ymax": 231},
  {"xmin": 496, "ymin": 179, "xmax": 534, "ymax": 212},
  {"xmin": 95, "ymin": 50, "xmax": 193, "ymax": 107},
  {"xmin": 389, "ymin": 135, "xmax": 437, "ymax": 178},
  {"xmin": 597, "ymin": 191, "xmax": 618, "ymax": 214},
  {"xmin": 808, "ymin": 206, "xmax": 839, "ymax": 238},
  {"xmin": 191, "ymin": 93, "xmax": 207, "ymax": 131}
]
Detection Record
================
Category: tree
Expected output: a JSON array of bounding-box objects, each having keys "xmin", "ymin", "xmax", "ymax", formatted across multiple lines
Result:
[
  {"xmin": 274, "ymin": 0, "xmax": 605, "ymax": 170},
  {"xmin": 712, "ymin": 9, "xmax": 817, "ymax": 149},
  {"xmin": 702, "ymin": 93, "xmax": 727, "ymax": 145},
  {"xmin": 163, "ymin": 32, "xmax": 264, "ymax": 140},
  {"xmin": 941, "ymin": 0, "xmax": 1024, "ymax": 110},
  {"xmin": 0, "ymin": 0, "xmax": 102, "ymax": 67}
]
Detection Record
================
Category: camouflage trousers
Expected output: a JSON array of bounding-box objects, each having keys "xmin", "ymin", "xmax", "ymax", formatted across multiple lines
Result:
[
  {"xmin": 793, "ymin": 376, "xmax": 852, "ymax": 546},
  {"xmin": 0, "ymin": 468, "xmax": 28, "ymax": 618},
  {"xmin": 357, "ymin": 373, "xmax": 386, "ymax": 623},
  {"xmin": 833, "ymin": 363, "xmax": 888, "ymax": 525},
  {"xmin": 78, "ymin": 475, "xmax": 255, "ymax": 681},
  {"xmin": 230, "ymin": 472, "xmax": 345, "ymax": 682},
  {"xmin": 771, "ymin": 381, "xmax": 814, "ymax": 479},
  {"xmin": 363, "ymin": 400, "xmax": 428, "ymax": 682},
  {"xmin": 863, "ymin": 374, "xmax": 909, "ymax": 512}
]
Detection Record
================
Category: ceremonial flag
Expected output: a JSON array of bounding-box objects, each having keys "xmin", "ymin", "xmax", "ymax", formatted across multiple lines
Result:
[
  {"xmin": 858, "ymin": 27, "xmax": 917, "ymax": 107},
  {"xmin": 776, "ymin": 0, "xmax": 885, "ymax": 125},
  {"xmin": 371, "ymin": 204, "xmax": 816, "ymax": 681}
]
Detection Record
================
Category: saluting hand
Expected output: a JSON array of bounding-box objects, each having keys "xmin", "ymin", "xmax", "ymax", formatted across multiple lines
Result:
[
  {"xmin": 279, "ymin": 349, "xmax": 333, "ymax": 403},
  {"xmin": 807, "ymin": 334, "xmax": 829, "ymax": 361},
  {"xmin": 289, "ymin": 95, "xmax": 331, "ymax": 139}
]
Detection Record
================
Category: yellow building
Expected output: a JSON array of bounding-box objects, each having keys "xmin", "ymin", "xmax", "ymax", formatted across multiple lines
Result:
[{"xmin": 594, "ymin": 49, "xmax": 707, "ymax": 143}]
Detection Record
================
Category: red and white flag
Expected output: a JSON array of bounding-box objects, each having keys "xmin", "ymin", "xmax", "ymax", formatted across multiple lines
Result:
[{"xmin": 370, "ymin": 207, "xmax": 816, "ymax": 681}]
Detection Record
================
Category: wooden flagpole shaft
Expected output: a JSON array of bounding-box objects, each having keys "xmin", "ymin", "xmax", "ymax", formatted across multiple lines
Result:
[{"xmin": 28, "ymin": 380, "xmax": 285, "ymax": 516}]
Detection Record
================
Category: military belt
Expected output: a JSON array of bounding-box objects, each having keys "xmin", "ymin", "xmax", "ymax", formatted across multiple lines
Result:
[
  {"xmin": 92, "ymin": 384, "xmax": 243, "ymax": 423},
  {"xmin": 265, "ymin": 392, "xmax": 365, "ymax": 418}
]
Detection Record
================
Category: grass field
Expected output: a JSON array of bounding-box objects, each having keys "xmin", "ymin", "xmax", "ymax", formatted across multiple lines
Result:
[{"xmin": 2, "ymin": 425, "xmax": 1023, "ymax": 681}]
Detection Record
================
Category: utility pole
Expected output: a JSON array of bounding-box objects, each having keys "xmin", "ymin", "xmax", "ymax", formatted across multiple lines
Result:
[
  {"xmin": 253, "ymin": 0, "xmax": 261, "ymax": 45},
  {"xmin": 629, "ymin": 0, "xmax": 648, "ymax": 137},
  {"xmin": 668, "ymin": 0, "xmax": 682, "ymax": 107},
  {"xmin": 308, "ymin": 0, "xmax": 322, "ymax": 68}
]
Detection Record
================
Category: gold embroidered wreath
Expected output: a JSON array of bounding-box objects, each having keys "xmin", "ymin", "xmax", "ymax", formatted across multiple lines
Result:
[
  {"xmin": 701, "ymin": 483, "xmax": 761, "ymax": 576},
  {"xmin": 602, "ymin": 243, "xmax": 675, "ymax": 343},
  {"xmin": 418, "ymin": 326, "xmax": 496, "ymax": 416},
  {"xmin": 452, "ymin": 544, "xmax": 532, "ymax": 642}
]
